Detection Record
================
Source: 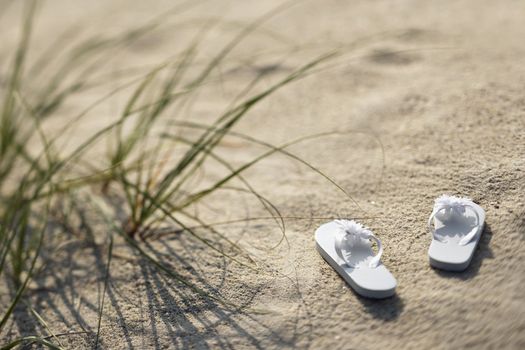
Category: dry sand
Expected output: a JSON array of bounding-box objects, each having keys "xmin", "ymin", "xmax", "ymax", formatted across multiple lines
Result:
[{"xmin": 1, "ymin": 0, "xmax": 524, "ymax": 349}]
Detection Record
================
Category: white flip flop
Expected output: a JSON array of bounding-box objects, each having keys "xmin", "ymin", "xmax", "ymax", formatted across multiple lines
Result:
[
  {"xmin": 315, "ymin": 220, "xmax": 397, "ymax": 299},
  {"xmin": 428, "ymin": 195, "xmax": 486, "ymax": 271}
]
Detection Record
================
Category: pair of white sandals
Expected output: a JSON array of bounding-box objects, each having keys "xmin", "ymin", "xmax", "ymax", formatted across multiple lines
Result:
[{"xmin": 315, "ymin": 195, "xmax": 486, "ymax": 299}]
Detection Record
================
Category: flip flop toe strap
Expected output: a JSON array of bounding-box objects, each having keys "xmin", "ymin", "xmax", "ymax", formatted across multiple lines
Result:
[
  {"xmin": 428, "ymin": 195, "xmax": 481, "ymax": 245},
  {"xmin": 334, "ymin": 220, "xmax": 383, "ymax": 269}
]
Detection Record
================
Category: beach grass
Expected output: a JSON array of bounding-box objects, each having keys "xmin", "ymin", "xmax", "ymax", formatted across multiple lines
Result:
[{"xmin": 0, "ymin": 1, "xmax": 365, "ymax": 348}]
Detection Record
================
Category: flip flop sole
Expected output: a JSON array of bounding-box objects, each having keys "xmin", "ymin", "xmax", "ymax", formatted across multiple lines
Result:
[
  {"xmin": 315, "ymin": 222, "xmax": 397, "ymax": 299},
  {"xmin": 428, "ymin": 203, "xmax": 485, "ymax": 271}
]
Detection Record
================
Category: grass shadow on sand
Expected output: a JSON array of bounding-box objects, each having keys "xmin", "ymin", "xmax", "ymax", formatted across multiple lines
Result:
[
  {"xmin": 432, "ymin": 222, "xmax": 494, "ymax": 280},
  {"xmin": 133, "ymin": 236, "xmax": 296, "ymax": 350},
  {"xmin": 6, "ymin": 219, "xmax": 294, "ymax": 349}
]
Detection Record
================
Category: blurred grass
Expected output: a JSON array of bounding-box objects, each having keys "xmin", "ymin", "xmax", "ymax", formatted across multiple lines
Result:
[{"xmin": 0, "ymin": 0, "xmax": 372, "ymax": 348}]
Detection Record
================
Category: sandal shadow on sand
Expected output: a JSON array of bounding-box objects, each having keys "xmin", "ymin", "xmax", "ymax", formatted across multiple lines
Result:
[
  {"xmin": 428, "ymin": 195, "xmax": 486, "ymax": 271},
  {"xmin": 315, "ymin": 220, "xmax": 397, "ymax": 299}
]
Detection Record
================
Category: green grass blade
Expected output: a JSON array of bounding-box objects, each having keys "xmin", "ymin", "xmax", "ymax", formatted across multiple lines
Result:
[
  {"xmin": 0, "ymin": 336, "xmax": 62, "ymax": 350},
  {"xmin": 94, "ymin": 235, "xmax": 113, "ymax": 349},
  {"xmin": 24, "ymin": 301, "xmax": 64, "ymax": 348},
  {"xmin": 0, "ymin": 209, "xmax": 45, "ymax": 334}
]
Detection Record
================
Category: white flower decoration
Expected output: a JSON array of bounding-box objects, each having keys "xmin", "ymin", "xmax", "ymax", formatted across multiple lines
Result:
[
  {"xmin": 334, "ymin": 219, "xmax": 372, "ymax": 247},
  {"xmin": 434, "ymin": 194, "xmax": 471, "ymax": 222}
]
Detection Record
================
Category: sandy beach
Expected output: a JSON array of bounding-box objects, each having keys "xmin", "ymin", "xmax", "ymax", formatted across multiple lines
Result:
[{"xmin": 1, "ymin": 0, "xmax": 524, "ymax": 349}]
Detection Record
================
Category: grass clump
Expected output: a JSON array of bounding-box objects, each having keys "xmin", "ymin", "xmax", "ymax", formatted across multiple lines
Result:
[{"xmin": 0, "ymin": 1, "xmax": 376, "ymax": 348}]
